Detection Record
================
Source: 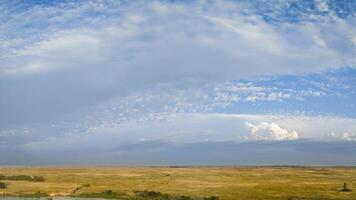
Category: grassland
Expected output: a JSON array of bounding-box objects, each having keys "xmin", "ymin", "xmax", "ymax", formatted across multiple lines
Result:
[{"xmin": 0, "ymin": 166, "xmax": 355, "ymax": 200}]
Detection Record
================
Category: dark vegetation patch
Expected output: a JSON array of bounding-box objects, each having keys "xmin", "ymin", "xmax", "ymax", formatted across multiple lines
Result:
[
  {"xmin": 74, "ymin": 190, "xmax": 127, "ymax": 199},
  {"xmin": 0, "ymin": 182, "xmax": 6, "ymax": 189},
  {"xmin": 24, "ymin": 191, "xmax": 49, "ymax": 197},
  {"xmin": 134, "ymin": 190, "xmax": 219, "ymax": 200},
  {"xmin": 6, "ymin": 191, "xmax": 50, "ymax": 198},
  {"xmin": 76, "ymin": 190, "xmax": 219, "ymax": 200},
  {"xmin": 0, "ymin": 174, "xmax": 45, "ymax": 182},
  {"xmin": 168, "ymin": 166, "xmax": 194, "ymax": 168},
  {"xmin": 340, "ymin": 182, "xmax": 352, "ymax": 192}
]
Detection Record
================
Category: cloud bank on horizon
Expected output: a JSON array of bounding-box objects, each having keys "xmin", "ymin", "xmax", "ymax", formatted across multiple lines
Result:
[{"xmin": 0, "ymin": 0, "xmax": 356, "ymax": 165}]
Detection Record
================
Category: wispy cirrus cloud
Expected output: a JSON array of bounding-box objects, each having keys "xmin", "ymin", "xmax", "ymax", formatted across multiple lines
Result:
[
  {"xmin": 1, "ymin": 0, "xmax": 355, "ymax": 77},
  {"xmin": 0, "ymin": 1, "xmax": 354, "ymax": 118},
  {"xmin": 0, "ymin": 0, "xmax": 356, "ymax": 165}
]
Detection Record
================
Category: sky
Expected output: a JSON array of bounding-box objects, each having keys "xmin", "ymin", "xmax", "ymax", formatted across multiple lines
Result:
[{"xmin": 0, "ymin": 0, "xmax": 356, "ymax": 165}]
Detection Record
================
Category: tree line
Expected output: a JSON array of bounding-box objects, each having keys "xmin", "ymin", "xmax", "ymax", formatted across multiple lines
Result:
[{"xmin": 0, "ymin": 174, "xmax": 45, "ymax": 182}]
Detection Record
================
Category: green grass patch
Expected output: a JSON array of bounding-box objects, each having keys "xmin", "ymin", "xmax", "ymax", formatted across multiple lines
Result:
[{"xmin": 0, "ymin": 182, "xmax": 6, "ymax": 189}]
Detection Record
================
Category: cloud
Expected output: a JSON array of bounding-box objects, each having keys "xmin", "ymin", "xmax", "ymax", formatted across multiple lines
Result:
[
  {"xmin": 3, "ymin": 33, "xmax": 101, "ymax": 75},
  {"xmin": 0, "ymin": 0, "xmax": 355, "ymax": 165},
  {"xmin": 209, "ymin": 80, "xmax": 328, "ymax": 105},
  {"xmin": 315, "ymin": 0, "xmax": 329, "ymax": 12},
  {"xmin": 2, "ymin": 112, "xmax": 356, "ymax": 164},
  {"xmin": 0, "ymin": 0, "xmax": 355, "ymax": 126},
  {"xmin": 12, "ymin": 113, "xmax": 356, "ymax": 149},
  {"xmin": 326, "ymin": 132, "xmax": 356, "ymax": 141},
  {"xmin": 1, "ymin": 68, "xmax": 355, "ymax": 146},
  {"xmin": 245, "ymin": 122, "xmax": 299, "ymax": 141},
  {"xmin": 341, "ymin": 133, "xmax": 356, "ymax": 141},
  {"xmin": 3, "ymin": 2, "xmax": 355, "ymax": 77}
]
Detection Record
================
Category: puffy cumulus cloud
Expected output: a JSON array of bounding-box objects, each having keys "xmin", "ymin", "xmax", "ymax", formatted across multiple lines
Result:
[
  {"xmin": 15, "ymin": 113, "xmax": 356, "ymax": 152},
  {"xmin": 245, "ymin": 122, "xmax": 299, "ymax": 141},
  {"xmin": 2, "ymin": 112, "xmax": 356, "ymax": 165},
  {"xmin": 1, "ymin": 68, "xmax": 355, "ymax": 146},
  {"xmin": 0, "ymin": 1, "xmax": 355, "ymax": 164}
]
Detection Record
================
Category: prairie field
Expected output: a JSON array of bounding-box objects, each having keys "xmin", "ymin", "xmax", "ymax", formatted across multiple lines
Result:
[{"xmin": 0, "ymin": 166, "xmax": 355, "ymax": 200}]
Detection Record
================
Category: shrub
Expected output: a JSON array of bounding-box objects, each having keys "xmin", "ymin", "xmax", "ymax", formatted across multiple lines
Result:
[
  {"xmin": 133, "ymin": 190, "xmax": 217, "ymax": 200},
  {"xmin": 75, "ymin": 190, "xmax": 126, "ymax": 199},
  {"xmin": 33, "ymin": 176, "xmax": 45, "ymax": 182},
  {"xmin": 21, "ymin": 191, "xmax": 49, "ymax": 197},
  {"xmin": 0, "ymin": 182, "xmax": 6, "ymax": 189},
  {"xmin": 134, "ymin": 190, "xmax": 170, "ymax": 199},
  {"xmin": 147, "ymin": 191, "xmax": 162, "ymax": 197},
  {"xmin": 341, "ymin": 182, "xmax": 352, "ymax": 192},
  {"xmin": 176, "ymin": 195, "xmax": 192, "ymax": 200},
  {"xmin": 204, "ymin": 196, "xmax": 219, "ymax": 200},
  {"xmin": 103, "ymin": 190, "xmax": 113, "ymax": 194}
]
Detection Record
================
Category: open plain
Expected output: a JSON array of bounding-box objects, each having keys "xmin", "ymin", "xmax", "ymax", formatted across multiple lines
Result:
[{"xmin": 0, "ymin": 166, "xmax": 355, "ymax": 200}]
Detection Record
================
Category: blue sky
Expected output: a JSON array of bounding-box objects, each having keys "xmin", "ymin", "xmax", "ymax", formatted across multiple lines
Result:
[{"xmin": 0, "ymin": 0, "xmax": 356, "ymax": 165}]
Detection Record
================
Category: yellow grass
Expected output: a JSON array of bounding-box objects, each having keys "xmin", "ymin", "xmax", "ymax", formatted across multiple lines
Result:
[{"xmin": 0, "ymin": 166, "xmax": 355, "ymax": 200}]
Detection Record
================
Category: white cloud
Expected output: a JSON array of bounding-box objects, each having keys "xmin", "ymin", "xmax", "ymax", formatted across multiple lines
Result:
[
  {"xmin": 326, "ymin": 132, "xmax": 356, "ymax": 141},
  {"xmin": 244, "ymin": 92, "xmax": 291, "ymax": 102},
  {"xmin": 245, "ymin": 121, "xmax": 299, "ymax": 141},
  {"xmin": 341, "ymin": 133, "xmax": 356, "ymax": 141},
  {"xmin": 267, "ymin": 92, "xmax": 291, "ymax": 101},
  {"xmin": 18, "ymin": 113, "xmax": 356, "ymax": 153},
  {"xmin": 1, "ymin": 0, "xmax": 355, "ymax": 78},
  {"xmin": 213, "ymin": 82, "xmax": 316, "ymax": 103},
  {"xmin": 0, "ymin": 0, "xmax": 355, "ymax": 150},
  {"xmin": 315, "ymin": 0, "xmax": 329, "ymax": 12}
]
